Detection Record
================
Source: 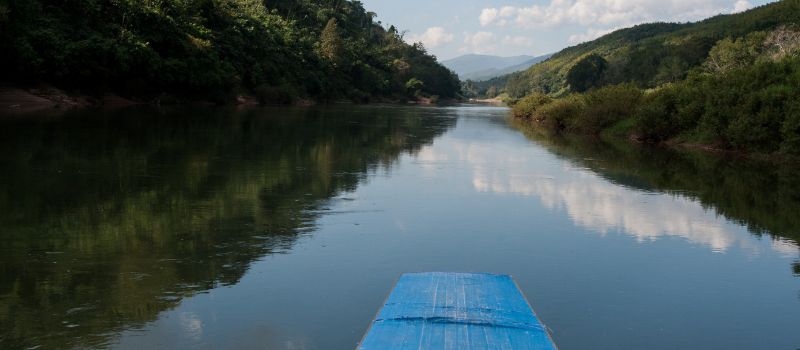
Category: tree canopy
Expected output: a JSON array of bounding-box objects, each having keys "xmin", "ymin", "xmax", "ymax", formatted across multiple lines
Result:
[
  {"xmin": 0, "ymin": 0, "xmax": 461, "ymax": 103},
  {"xmin": 566, "ymin": 54, "xmax": 608, "ymax": 93}
]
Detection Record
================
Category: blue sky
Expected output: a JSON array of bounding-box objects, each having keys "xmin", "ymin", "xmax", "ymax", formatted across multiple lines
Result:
[{"xmin": 360, "ymin": 0, "xmax": 776, "ymax": 60}]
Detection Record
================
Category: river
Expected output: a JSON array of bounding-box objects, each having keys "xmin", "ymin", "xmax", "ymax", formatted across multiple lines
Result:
[{"xmin": 1, "ymin": 105, "xmax": 798, "ymax": 349}]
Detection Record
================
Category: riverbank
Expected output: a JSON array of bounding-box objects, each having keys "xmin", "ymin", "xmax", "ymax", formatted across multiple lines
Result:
[
  {"xmin": 511, "ymin": 110, "xmax": 800, "ymax": 165},
  {"xmin": 0, "ymin": 86, "xmax": 461, "ymax": 115},
  {"xmin": 468, "ymin": 97, "xmax": 505, "ymax": 105},
  {"xmin": 0, "ymin": 88, "xmax": 91, "ymax": 113},
  {"xmin": 510, "ymin": 54, "xmax": 800, "ymax": 160}
]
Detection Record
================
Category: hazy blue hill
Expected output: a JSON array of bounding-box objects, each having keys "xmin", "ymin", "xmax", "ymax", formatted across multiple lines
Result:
[
  {"xmin": 466, "ymin": 54, "xmax": 552, "ymax": 81},
  {"xmin": 442, "ymin": 54, "xmax": 535, "ymax": 80}
]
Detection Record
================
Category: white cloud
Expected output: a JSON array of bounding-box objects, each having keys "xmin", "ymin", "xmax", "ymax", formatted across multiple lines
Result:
[
  {"xmin": 463, "ymin": 31, "xmax": 497, "ymax": 54},
  {"xmin": 405, "ymin": 27, "xmax": 454, "ymax": 49},
  {"xmin": 568, "ymin": 27, "xmax": 619, "ymax": 44},
  {"xmin": 479, "ymin": 8, "xmax": 499, "ymax": 27},
  {"xmin": 480, "ymin": 7, "xmax": 521, "ymax": 27},
  {"xmin": 502, "ymin": 35, "xmax": 534, "ymax": 47},
  {"xmin": 733, "ymin": 0, "xmax": 752, "ymax": 12},
  {"xmin": 481, "ymin": 0, "xmax": 756, "ymax": 30}
]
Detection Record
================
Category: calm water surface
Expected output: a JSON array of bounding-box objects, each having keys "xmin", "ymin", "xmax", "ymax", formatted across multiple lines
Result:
[{"xmin": 1, "ymin": 105, "xmax": 799, "ymax": 349}]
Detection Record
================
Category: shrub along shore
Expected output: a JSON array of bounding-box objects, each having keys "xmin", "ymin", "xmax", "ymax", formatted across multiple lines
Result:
[{"xmin": 512, "ymin": 26, "xmax": 800, "ymax": 157}]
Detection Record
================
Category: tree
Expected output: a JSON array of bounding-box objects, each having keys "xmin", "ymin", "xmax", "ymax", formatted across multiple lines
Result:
[
  {"xmin": 319, "ymin": 18, "xmax": 343, "ymax": 64},
  {"xmin": 653, "ymin": 56, "xmax": 688, "ymax": 84},
  {"xmin": 486, "ymin": 86, "xmax": 499, "ymax": 98},
  {"xmin": 566, "ymin": 54, "xmax": 608, "ymax": 93},
  {"xmin": 461, "ymin": 80, "xmax": 478, "ymax": 98},
  {"xmin": 405, "ymin": 78, "xmax": 424, "ymax": 97},
  {"xmin": 702, "ymin": 33, "xmax": 765, "ymax": 74},
  {"xmin": 764, "ymin": 25, "xmax": 800, "ymax": 60},
  {"xmin": 0, "ymin": 0, "xmax": 462, "ymax": 103}
]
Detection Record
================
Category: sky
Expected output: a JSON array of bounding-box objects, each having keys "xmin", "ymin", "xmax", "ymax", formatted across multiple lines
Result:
[{"xmin": 360, "ymin": 0, "xmax": 776, "ymax": 60}]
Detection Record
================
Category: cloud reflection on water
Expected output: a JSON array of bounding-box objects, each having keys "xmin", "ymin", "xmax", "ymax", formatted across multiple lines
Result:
[{"xmin": 415, "ymin": 134, "xmax": 798, "ymax": 256}]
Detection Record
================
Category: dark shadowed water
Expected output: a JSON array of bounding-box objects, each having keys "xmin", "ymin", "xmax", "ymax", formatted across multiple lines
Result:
[{"xmin": 1, "ymin": 105, "xmax": 799, "ymax": 350}]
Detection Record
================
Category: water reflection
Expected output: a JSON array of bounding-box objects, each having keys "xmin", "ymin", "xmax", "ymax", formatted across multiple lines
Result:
[
  {"xmin": 415, "ymin": 117, "xmax": 799, "ymax": 258},
  {"xmin": 518, "ymin": 122, "xmax": 800, "ymax": 255},
  {"xmin": 0, "ymin": 106, "xmax": 456, "ymax": 349},
  {"xmin": 2, "ymin": 106, "xmax": 798, "ymax": 349}
]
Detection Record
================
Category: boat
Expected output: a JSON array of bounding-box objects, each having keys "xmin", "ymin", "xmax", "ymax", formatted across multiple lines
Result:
[{"xmin": 358, "ymin": 272, "xmax": 558, "ymax": 349}]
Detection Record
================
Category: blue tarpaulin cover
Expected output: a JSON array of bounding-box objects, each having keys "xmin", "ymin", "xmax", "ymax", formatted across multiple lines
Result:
[{"xmin": 358, "ymin": 272, "xmax": 557, "ymax": 350}]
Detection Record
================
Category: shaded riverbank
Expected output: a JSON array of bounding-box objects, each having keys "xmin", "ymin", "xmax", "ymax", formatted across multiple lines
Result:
[{"xmin": 0, "ymin": 87, "xmax": 462, "ymax": 115}]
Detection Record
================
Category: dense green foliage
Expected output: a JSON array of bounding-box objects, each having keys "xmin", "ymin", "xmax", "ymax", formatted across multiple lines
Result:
[
  {"xmin": 512, "ymin": 1, "xmax": 800, "ymax": 156},
  {"xmin": 512, "ymin": 84, "xmax": 642, "ymax": 134},
  {"xmin": 514, "ymin": 44, "xmax": 800, "ymax": 154},
  {"xmin": 0, "ymin": 0, "xmax": 460, "ymax": 103},
  {"xmin": 635, "ymin": 56, "xmax": 800, "ymax": 153},
  {"xmin": 493, "ymin": 0, "xmax": 800, "ymax": 98},
  {"xmin": 566, "ymin": 54, "xmax": 608, "ymax": 92}
]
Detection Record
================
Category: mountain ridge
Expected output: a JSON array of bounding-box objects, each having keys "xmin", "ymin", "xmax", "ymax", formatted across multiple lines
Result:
[{"xmin": 442, "ymin": 54, "xmax": 550, "ymax": 81}]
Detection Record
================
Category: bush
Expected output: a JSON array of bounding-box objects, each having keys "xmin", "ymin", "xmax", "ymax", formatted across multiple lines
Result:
[
  {"xmin": 575, "ymin": 84, "xmax": 642, "ymax": 134},
  {"xmin": 538, "ymin": 95, "xmax": 585, "ymax": 131},
  {"xmin": 511, "ymin": 93, "xmax": 552, "ymax": 119},
  {"xmin": 780, "ymin": 100, "xmax": 800, "ymax": 154},
  {"xmin": 726, "ymin": 84, "xmax": 791, "ymax": 151},
  {"xmin": 513, "ymin": 84, "xmax": 642, "ymax": 135},
  {"xmin": 515, "ymin": 54, "xmax": 800, "ymax": 155},
  {"xmin": 635, "ymin": 86, "xmax": 679, "ymax": 141}
]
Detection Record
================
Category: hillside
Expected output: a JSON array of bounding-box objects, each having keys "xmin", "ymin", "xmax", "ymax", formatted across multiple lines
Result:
[
  {"xmin": 0, "ymin": 0, "xmax": 460, "ymax": 105},
  {"xmin": 488, "ymin": 0, "xmax": 800, "ymax": 98},
  {"xmin": 442, "ymin": 54, "xmax": 535, "ymax": 80},
  {"xmin": 509, "ymin": 0, "xmax": 800, "ymax": 156}
]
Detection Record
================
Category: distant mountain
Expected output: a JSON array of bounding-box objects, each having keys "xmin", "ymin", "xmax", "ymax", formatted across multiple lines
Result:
[
  {"xmin": 441, "ymin": 54, "xmax": 551, "ymax": 81},
  {"xmin": 464, "ymin": 55, "xmax": 552, "ymax": 81}
]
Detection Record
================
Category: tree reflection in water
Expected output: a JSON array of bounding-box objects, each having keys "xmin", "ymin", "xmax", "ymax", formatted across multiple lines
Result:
[
  {"xmin": 0, "ymin": 106, "xmax": 456, "ymax": 349},
  {"xmin": 512, "ymin": 118, "xmax": 800, "ymax": 273}
]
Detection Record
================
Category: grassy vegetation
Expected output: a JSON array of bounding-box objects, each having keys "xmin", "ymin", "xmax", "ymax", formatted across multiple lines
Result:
[
  {"xmin": 512, "ymin": 84, "xmax": 642, "ymax": 135},
  {"xmin": 0, "ymin": 0, "xmax": 460, "ymax": 104},
  {"xmin": 510, "ymin": 1, "xmax": 800, "ymax": 156}
]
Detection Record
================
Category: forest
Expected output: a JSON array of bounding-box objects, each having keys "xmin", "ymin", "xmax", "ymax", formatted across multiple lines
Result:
[
  {"xmin": 506, "ymin": 0, "xmax": 800, "ymax": 156},
  {"xmin": 0, "ymin": 0, "xmax": 461, "ymax": 104}
]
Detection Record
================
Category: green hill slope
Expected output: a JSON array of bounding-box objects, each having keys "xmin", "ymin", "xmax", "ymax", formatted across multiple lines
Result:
[
  {"xmin": 0, "ymin": 0, "xmax": 460, "ymax": 104},
  {"xmin": 493, "ymin": 0, "xmax": 800, "ymax": 98}
]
